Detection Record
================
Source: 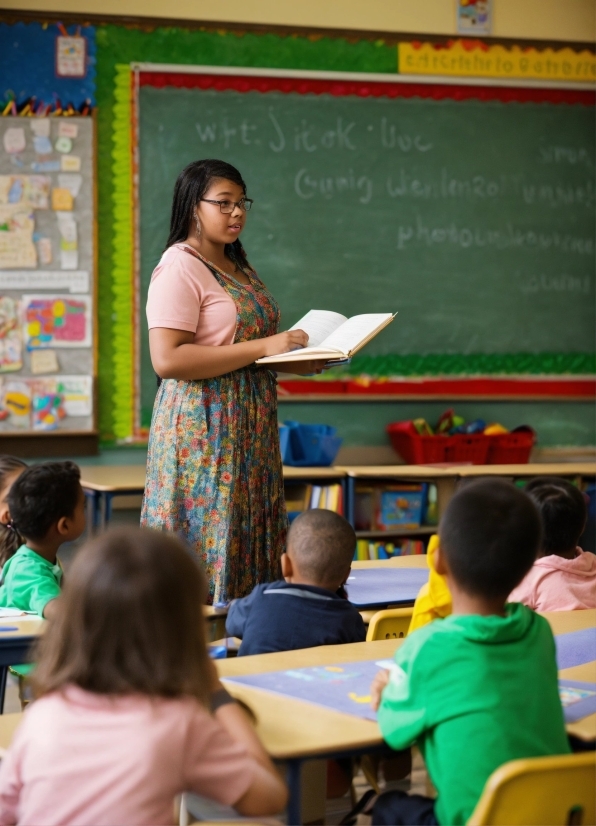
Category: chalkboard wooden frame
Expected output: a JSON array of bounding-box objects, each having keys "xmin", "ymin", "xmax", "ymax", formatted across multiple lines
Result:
[{"xmin": 131, "ymin": 64, "xmax": 594, "ymax": 431}]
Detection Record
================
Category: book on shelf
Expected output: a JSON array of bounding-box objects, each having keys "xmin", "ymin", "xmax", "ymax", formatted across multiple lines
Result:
[
  {"xmin": 354, "ymin": 538, "xmax": 427, "ymax": 561},
  {"xmin": 284, "ymin": 482, "xmax": 344, "ymax": 516},
  {"xmin": 256, "ymin": 310, "xmax": 395, "ymax": 365}
]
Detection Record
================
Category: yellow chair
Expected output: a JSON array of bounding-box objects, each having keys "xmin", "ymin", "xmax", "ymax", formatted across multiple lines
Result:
[
  {"xmin": 366, "ymin": 607, "xmax": 413, "ymax": 641},
  {"xmin": 468, "ymin": 752, "xmax": 596, "ymax": 826}
]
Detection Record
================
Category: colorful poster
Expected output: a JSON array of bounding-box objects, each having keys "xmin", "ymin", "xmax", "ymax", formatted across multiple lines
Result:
[
  {"xmin": 0, "ymin": 206, "xmax": 36, "ymax": 269},
  {"xmin": 0, "ymin": 175, "xmax": 51, "ymax": 209},
  {"xmin": 0, "ymin": 297, "xmax": 22, "ymax": 373},
  {"xmin": 56, "ymin": 36, "xmax": 87, "ymax": 78},
  {"xmin": 457, "ymin": 0, "xmax": 491, "ymax": 35},
  {"xmin": 23, "ymin": 294, "xmax": 91, "ymax": 349},
  {"xmin": 56, "ymin": 374, "xmax": 93, "ymax": 416},
  {"xmin": 32, "ymin": 379, "xmax": 67, "ymax": 431},
  {"xmin": 1, "ymin": 380, "xmax": 32, "ymax": 429}
]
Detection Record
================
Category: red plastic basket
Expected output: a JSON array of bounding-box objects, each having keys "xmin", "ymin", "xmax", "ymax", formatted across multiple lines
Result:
[
  {"xmin": 445, "ymin": 434, "xmax": 491, "ymax": 464},
  {"xmin": 487, "ymin": 428, "xmax": 535, "ymax": 464},
  {"xmin": 387, "ymin": 422, "xmax": 449, "ymax": 464}
]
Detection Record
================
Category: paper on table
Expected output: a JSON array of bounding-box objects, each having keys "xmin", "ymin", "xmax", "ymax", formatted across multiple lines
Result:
[
  {"xmin": 290, "ymin": 310, "xmax": 347, "ymax": 348},
  {"xmin": 0, "ymin": 607, "xmax": 38, "ymax": 618}
]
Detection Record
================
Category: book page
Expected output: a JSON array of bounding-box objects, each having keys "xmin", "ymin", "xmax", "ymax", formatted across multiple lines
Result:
[
  {"xmin": 290, "ymin": 310, "xmax": 347, "ymax": 348},
  {"xmin": 320, "ymin": 313, "xmax": 394, "ymax": 354}
]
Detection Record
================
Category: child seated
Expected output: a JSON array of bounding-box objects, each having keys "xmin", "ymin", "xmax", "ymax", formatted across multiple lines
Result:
[
  {"xmin": 226, "ymin": 509, "xmax": 366, "ymax": 655},
  {"xmin": 0, "ymin": 461, "xmax": 85, "ymax": 619},
  {"xmin": 509, "ymin": 476, "xmax": 595, "ymax": 611},
  {"xmin": 0, "ymin": 528, "xmax": 287, "ymax": 825},
  {"xmin": 370, "ymin": 479, "xmax": 570, "ymax": 826}
]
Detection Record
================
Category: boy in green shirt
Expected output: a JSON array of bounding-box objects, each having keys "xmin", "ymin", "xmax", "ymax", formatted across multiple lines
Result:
[
  {"xmin": 0, "ymin": 462, "xmax": 85, "ymax": 619},
  {"xmin": 370, "ymin": 479, "xmax": 570, "ymax": 826}
]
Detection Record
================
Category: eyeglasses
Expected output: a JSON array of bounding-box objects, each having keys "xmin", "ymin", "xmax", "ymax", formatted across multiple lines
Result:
[{"xmin": 200, "ymin": 198, "xmax": 253, "ymax": 214}]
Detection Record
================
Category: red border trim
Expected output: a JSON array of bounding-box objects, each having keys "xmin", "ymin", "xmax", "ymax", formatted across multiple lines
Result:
[
  {"xmin": 277, "ymin": 377, "xmax": 596, "ymax": 399},
  {"xmin": 139, "ymin": 70, "xmax": 595, "ymax": 105}
]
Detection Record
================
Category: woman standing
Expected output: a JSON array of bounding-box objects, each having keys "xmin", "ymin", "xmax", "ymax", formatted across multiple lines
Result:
[{"xmin": 141, "ymin": 159, "xmax": 317, "ymax": 603}]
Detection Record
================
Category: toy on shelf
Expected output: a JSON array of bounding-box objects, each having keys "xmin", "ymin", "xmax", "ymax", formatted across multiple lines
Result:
[{"xmin": 388, "ymin": 409, "xmax": 535, "ymax": 465}]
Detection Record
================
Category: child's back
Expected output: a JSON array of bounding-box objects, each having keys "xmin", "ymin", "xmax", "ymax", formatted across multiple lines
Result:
[
  {"xmin": 509, "ymin": 477, "xmax": 595, "ymax": 611},
  {"xmin": 379, "ymin": 605, "xmax": 568, "ymax": 825},
  {"xmin": 371, "ymin": 479, "xmax": 569, "ymax": 826},
  {"xmin": 4, "ymin": 687, "xmax": 251, "ymax": 826},
  {"xmin": 0, "ymin": 528, "xmax": 287, "ymax": 826},
  {"xmin": 227, "ymin": 509, "xmax": 365, "ymax": 655}
]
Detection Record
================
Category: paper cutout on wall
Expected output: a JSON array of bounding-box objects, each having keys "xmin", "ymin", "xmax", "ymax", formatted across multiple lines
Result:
[
  {"xmin": 0, "ymin": 297, "xmax": 22, "ymax": 373},
  {"xmin": 31, "ymin": 160, "xmax": 60, "ymax": 173},
  {"xmin": 60, "ymin": 155, "xmax": 81, "ymax": 172},
  {"xmin": 0, "ymin": 270, "xmax": 88, "ymax": 293},
  {"xmin": 0, "ymin": 176, "xmax": 50, "ymax": 209},
  {"xmin": 33, "ymin": 135, "xmax": 53, "ymax": 156},
  {"xmin": 30, "ymin": 120, "xmax": 51, "ymax": 139},
  {"xmin": 3, "ymin": 128, "xmax": 26, "ymax": 155},
  {"xmin": 54, "ymin": 136, "xmax": 72, "ymax": 154},
  {"xmin": 1, "ymin": 380, "xmax": 32, "ymax": 429},
  {"xmin": 30, "ymin": 349, "xmax": 59, "ymax": 375},
  {"xmin": 57, "ymin": 174, "xmax": 82, "ymax": 197},
  {"xmin": 23, "ymin": 294, "xmax": 91, "ymax": 349},
  {"xmin": 58, "ymin": 122, "xmax": 78, "ymax": 139},
  {"xmin": 56, "ymin": 35, "xmax": 87, "ymax": 78},
  {"xmin": 56, "ymin": 212, "xmax": 78, "ymax": 269},
  {"xmin": 0, "ymin": 206, "xmax": 36, "ymax": 269},
  {"xmin": 32, "ymin": 379, "xmax": 67, "ymax": 430},
  {"xmin": 457, "ymin": 0, "xmax": 492, "ymax": 35},
  {"xmin": 36, "ymin": 237, "xmax": 52, "ymax": 265},
  {"xmin": 51, "ymin": 187, "xmax": 73, "ymax": 211},
  {"xmin": 56, "ymin": 374, "xmax": 92, "ymax": 416}
]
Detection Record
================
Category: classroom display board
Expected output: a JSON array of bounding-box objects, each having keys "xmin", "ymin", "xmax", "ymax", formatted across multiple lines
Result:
[
  {"xmin": 0, "ymin": 116, "xmax": 95, "ymax": 435},
  {"xmin": 133, "ymin": 69, "xmax": 594, "ymax": 428}
]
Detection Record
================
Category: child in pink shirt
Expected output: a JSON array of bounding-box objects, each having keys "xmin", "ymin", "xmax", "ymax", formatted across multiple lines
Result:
[
  {"xmin": 509, "ymin": 477, "xmax": 596, "ymax": 611},
  {"xmin": 0, "ymin": 528, "xmax": 287, "ymax": 826}
]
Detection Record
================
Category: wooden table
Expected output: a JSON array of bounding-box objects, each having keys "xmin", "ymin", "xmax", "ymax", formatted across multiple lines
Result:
[
  {"xmin": 218, "ymin": 609, "xmax": 596, "ymax": 824},
  {"xmin": 80, "ymin": 464, "xmax": 348, "ymax": 531},
  {"xmin": 0, "ymin": 618, "xmax": 44, "ymax": 712}
]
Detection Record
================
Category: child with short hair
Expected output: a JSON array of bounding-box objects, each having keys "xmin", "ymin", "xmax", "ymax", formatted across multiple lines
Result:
[
  {"xmin": 0, "ymin": 527, "xmax": 287, "ymax": 825},
  {"xmin": 370, "ymin": 479, "xmax": 570, "ymax": 826},
  {"xmin": 226, "ymin": 509, "xmax": 366, "ymax": 655},
  {"xmin": 0, "ymin": 461, "xmax": 85, "ymax": 619},
  {"xmin": 509, "ymin": 476, "xmax": 595, "ymax": 611}
]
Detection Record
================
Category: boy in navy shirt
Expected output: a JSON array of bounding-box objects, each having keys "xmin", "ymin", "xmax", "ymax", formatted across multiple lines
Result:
[{"xmin": 226, "ymin": 509, "xmax": 366, "ymax": 655}]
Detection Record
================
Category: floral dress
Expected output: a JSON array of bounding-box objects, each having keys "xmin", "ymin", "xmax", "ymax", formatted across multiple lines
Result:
[{"xmin": 141, "ymin": 246, "xmax": 287, "ymax": 603}]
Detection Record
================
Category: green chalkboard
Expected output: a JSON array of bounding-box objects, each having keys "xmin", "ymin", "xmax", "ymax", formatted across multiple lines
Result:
[{"xmin": 138, "ymin": 85, "xmax": 595, "ymax": 427}]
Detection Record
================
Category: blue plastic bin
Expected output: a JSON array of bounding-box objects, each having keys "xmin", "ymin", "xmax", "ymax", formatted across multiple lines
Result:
[
  {"xmin": 283, "ymin": 420, "xmax": 343, "ymax": 467},
  {"xmin": 278, "ymin": 424, "xmax": 290, "ymax": 463}
]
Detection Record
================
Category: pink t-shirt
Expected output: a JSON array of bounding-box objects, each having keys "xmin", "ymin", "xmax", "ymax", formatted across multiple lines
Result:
[
  {"xmin": 146, "ymin": 244, "xmax": 238, "ymax": 345},
  {"xmin": 0, "ymin": 686, "xmax": 256, "ymax": 826},
  {"xmin": 509, "ymin": 549, "xmax": 596, "ymax": 612}
]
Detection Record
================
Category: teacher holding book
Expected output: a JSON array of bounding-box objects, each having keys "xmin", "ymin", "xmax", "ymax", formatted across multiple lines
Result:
[{"xmin": 142, "ymin": 159, "xmax": 323, "ymax": 603}]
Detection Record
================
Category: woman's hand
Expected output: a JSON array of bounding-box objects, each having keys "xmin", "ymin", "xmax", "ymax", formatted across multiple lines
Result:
[
  {"xmin": 370, "ymin": 668, "xmax": 390, "ymax": 711},
  {"xmin": 261, "ymin": 329, "xmax": 309, "ymax": 357}
]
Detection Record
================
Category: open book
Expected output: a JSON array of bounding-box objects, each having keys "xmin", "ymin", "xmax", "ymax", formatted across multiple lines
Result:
[{"xmin": 256, "ymin": 310, "xmax": 395, "ymax": 364}]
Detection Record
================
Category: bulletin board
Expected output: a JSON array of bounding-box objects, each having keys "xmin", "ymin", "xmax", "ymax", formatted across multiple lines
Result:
[{"xmin": 0, "ymin": 115, "xmax": 96, "ymax": 449}]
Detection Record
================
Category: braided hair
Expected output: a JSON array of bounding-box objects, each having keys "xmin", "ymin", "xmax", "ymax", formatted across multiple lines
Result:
[
  {"xmin": 165, "ymin": 159, "xmax": 251, "ymax": 272},
  {"xmin": 0, "ymin": 455, "xmax": 27, "ymax": 567}
]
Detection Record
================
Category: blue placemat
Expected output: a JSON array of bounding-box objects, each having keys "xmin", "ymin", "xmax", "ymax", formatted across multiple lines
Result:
[
  {"xmin": 346, "ymin": 567, "xmax": 428, "ymax": 609},
  {"xmin": 225, "ymin": 659, "xmax": 386, "ymax": 722},
  {"xmin": 555, "ymin": 628, "xmax": 596, "ymax": 670},
  {"xmin": 559, "ymin": 680, "xmax": 596, "ymax": 723}
]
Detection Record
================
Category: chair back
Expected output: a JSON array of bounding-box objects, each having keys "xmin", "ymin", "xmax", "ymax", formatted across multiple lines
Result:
[
  {"xmin": 366, "ymin": 608, "xmax": 414, "ymax": 642},
  {"xmin": 468, "ymin": 752, "xmax": 596, "ymax": 825}
]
